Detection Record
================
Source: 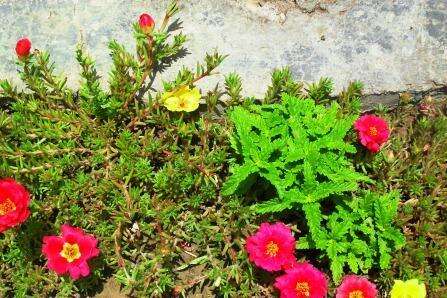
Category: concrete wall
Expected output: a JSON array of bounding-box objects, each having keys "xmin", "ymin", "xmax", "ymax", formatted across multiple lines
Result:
[{"xmin": 0, "ymin": 0, "xmax": 446, "ymax": 97}]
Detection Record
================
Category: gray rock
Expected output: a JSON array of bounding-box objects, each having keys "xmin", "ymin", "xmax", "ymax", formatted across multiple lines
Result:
[{"xmin": 0, "ymin": 0, "xmax": 446, "ymax": 98}]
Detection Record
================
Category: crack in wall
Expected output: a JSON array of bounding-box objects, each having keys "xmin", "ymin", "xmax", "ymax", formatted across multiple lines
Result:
[{"xmin": 362, "ymin": 86, "xmax": 447, "ymax": 111}]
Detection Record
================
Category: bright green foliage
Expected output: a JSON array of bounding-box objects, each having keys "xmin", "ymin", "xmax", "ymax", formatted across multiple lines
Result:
[
  {"xmin": 223, "ymin": 93, "xmax": 369, "ymax": 213},
  {"xmin": 222, "ymin": 83, "xmax": 407, "ymax": 287},
  {"xmin": 298, "ymin": 192, "xmax": 405, "ymax": 282}
]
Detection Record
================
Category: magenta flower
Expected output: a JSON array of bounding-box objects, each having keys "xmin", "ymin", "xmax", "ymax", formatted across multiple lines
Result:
[
  {"xmin": 274, "ymin": 262, "xmax": 328, "ymax": 298},
  {"xmin": 0, "ymin": 178, "xmax": 31, "ymax": 233},
  {"xmin": 42, "ymin": 225, "xmax": 100, "ymax": 280},
  {"xmin": 246, "ymin": 222, "xmax": 296, "ymax": 272},
  {"xmin": 336, "ymin": 275, "xmax": 378, "ymax": 298},
  {"xmin": 354, "ymin": 114, "xmax": 389, "ymax": 153}
]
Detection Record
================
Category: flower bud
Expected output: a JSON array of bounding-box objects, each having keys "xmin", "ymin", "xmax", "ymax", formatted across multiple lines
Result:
[
  {"xmin": 418, "ymin": 103, "xmax": 431, "ymax": 116},
  {"xmin": 15, "ymin": 38, "xmax": 31, "ymax": 59},
  {"xmin": 139, "ymin": 13, "xmax": 155, "ymax": 34}
]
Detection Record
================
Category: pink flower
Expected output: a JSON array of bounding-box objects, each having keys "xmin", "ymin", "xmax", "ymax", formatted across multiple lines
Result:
[
  {"xmin": 336, "ymin": 275, "xmax": 378, "ymax": 298},
  {"xmin": 274, "ymin": 263, "xmax": 328, "ymax": 298},
  {"xmin": 354, "ymin": 114, "xmax": 389, "ymax": 153},
  {"xmin": 15, "ymin": 38, "xmax": 31, "ymax": 59},
  {"xmin": 139, "ymin": 13, "xmax": 155, "ymax": 33},
  {"xmin": 42, "ymin": 225, "xmax": 100, "ymax": 280},
  {"xmin": 246, "ymin": 222, "xmax": 296, "ymax": 272},
  {"xmin": 0, "ymin": 178, "xmax": 31, "ymax": 233}
]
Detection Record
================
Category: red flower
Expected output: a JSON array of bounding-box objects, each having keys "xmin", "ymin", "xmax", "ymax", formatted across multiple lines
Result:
[
  {"xmin": 139, "ymin": 13, "xmax": 155, "ymax": 33},
  {"xmin": 246, "ymin": 222, "xmax": 296, "ymax": 272},
  {"xmin": 354, "ymin": 114, "xmax": 389, "ymax": 153},
  {"xmin": 42, "ymin": 225, "xmax": 100, "ymax": 280},
  {"xmin": 274, "ymin": 263, "xmax": 328, "ymax": 298},
  {"xmin": 15, "ymin": 38, "xmax": 32, "ymax": 59},
  {"xmin": 0, "ymin": 178, "xmax": 31, "ymax": 233},
  {"xmin": 336, "ymin": 275, "xmax": 378, "ymax": 298}
]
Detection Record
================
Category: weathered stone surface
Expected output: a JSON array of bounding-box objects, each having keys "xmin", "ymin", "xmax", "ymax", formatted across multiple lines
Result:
[{"xmin": 0, "ymin": 0, "xmax": 445, "ymax": 97}]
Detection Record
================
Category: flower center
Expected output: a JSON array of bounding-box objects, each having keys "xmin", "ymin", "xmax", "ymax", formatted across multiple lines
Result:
[
  {"xmin": 349, "ymin": 290, "xmax": 364, "ymax": 298},
  {"xmin": 0, "ymin": 198, "xmax": 16, "ymax": 216},
  {"xmin": 60, "ymin": 242, "xmax": 81, "ymax": 263},
  {"xmin": 265, "ymin": 241, "xmax": 279, "ymax": 257},
  {"xmin": 295, "ymin": 282, "xmax": 310, "ymax": 297},
  {"xmin": 369, "ymin": 126, "xmax": 378, "ymax": 136},
  {"xmin": 179, "ymin": 99, "xmax": 187, "ymax": 108}
]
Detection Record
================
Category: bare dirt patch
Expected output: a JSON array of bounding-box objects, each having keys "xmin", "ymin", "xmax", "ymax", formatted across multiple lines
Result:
[{"xmin": 95, "ymin": 278, "xmax": 126, "ymax": 298}]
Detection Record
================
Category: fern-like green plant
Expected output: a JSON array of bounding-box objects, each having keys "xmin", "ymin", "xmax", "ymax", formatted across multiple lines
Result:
[
  {"xmin": 298, "ymin": 191, "xmax": 406, "ymax": 282},
  {"xmin": 221, "ymin": 86, "xmax": 404, "ymax": 285},
  {"xmin": 222, "ymin": 93, "xmax": 369, "ymax": 213}
]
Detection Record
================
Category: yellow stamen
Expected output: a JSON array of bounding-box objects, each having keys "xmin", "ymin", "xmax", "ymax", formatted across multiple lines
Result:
[
  {"xmin": 349, "ymin": 290, "xmax": 365, "ymax": 298},
  {"xmin": 369, "ymin": 126, "xmax": 378, "ymax": 136},
  {"xmin": 0, "ymin": 198, "xmax": 16, "ymax": 216},
  {"xmin": 296, "ymin": 282, "xmax": 310, "ymax": 297},
  {"xmin": 265, "ymin": 241, "xmax": 279, "ymax": 257},
  {"xmin": 60, "ymin": 242, "xmax": 81, "ymax": 263}
]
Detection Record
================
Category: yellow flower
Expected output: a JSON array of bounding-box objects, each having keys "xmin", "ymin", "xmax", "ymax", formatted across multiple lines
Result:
[
  {"xmin": 390, "ymin": 279, "xmax": 426, "ymax": 298},
  {"xmin": 162, "ymin": 86, "xmax": 201, "ymax": 112}
]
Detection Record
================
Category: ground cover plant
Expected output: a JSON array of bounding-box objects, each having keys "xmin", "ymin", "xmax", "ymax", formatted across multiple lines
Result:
[
  {"xmin": 0, "ymin": 2, "xmax": 261, "ymax": 297},
  {"xmin": 365, "ymin": 97, "xmax": 447, "ymax": 297},
  {"xmin": 0, "ymin": 1, "xmax": 446, "ymax": 297}
]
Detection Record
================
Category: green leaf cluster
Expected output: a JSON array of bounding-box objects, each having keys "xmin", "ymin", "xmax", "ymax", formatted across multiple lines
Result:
[
  {"xmin": 299, "ymin": 192, "xmax": 405, "ymax": 282},
  {"xmin": 222, "ymin": 80, "xmax": 406, "ymax": 283},
  {"xmin": 223, "ymin": 93, "xmax": 368, "ymax": 213}
]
